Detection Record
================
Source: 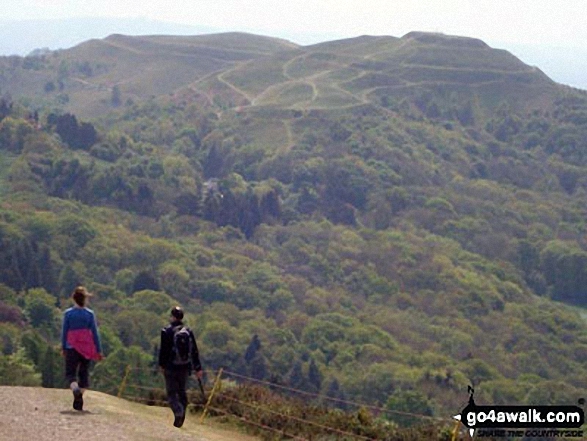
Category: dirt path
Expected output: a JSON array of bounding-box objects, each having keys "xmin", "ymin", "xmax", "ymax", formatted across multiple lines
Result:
[
  {"xmin": 0, "ymin": 387, "xmax": 259, "ymax": 441},
  {"xmin": 216, "ymin": 64, "xmax": 255, "ymax": 103}
]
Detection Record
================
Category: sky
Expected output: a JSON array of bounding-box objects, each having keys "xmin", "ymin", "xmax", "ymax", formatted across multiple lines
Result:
[{"xmin": 1, "ymin": 0, "xmax": 586, "ymax": 88}]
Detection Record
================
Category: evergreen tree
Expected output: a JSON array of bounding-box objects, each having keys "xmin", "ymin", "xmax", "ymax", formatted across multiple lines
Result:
[
  {"xmin": 78, "ymin": 121, "xmax": 98, "ymax": 149},
  {"xmin": 308, "ymin": 358, "xmax": 322, "ymax": 393},
  {"xmin": 16, "ymin": 239, "xmax": 34, "ymax": 287},
  {"xmin": 288, "ymin": 360, "xmax": 308, "ymax": 392},
  {"xmin": 37, "ymin": 246, "xmax": 56, "ymax": 295},
  {"xmin": 217, "ymin": 190, "xmax": 237, "ymax": 227},
  {"xmin": 203, "ymin": 191, "xmax": 221, "ymax": 222},
  {"xmin": 21, "ymin": 331, "xmax": 45, "ymax": 367},
  {"xmin": 326, "ymin": 378, "xmax": 348, "ymax": 410},
  {"xmin": 239, "ymin": 191, "xmax": 261, "ymax": 239},
  {"xmin": 204, "ymin": 145, "xmax": 223, "ymax": 178},
  {"xmin": 0, "ymin": 98, "xmax": 12, "ymax": 121},
  {"xmin": 244, "ymin": 334, "xmax": 261, "ymax": 364},
  {"xmin": 111, "ymin": 85, "xmax": 122, "ymax": 107},
  {"xmin": 41, "ymin": 345, "xmax": 58, "ymax": 388},
  {"xmin": 249, "ymin": 352, "xmax": 267, "ymax": 380},
  {"xmin": 260, "ymin": 189, "xmax": 281, "ymax": 220},
  {"xmin": 58, "ymin": 265, "xmax": 80, "ymax": 298},
  {"xmin": 150, "ymin": 344, "xmax": 159, "ymax": 376}
]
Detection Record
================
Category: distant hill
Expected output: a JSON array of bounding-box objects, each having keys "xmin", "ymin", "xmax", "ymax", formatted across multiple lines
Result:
[
  {"xmin": 217, "ymin": 31, "xmax": 556, "ymax": 114},
  {"xmin": 0, "ymin": 31, "xmax": 562, "ymax": 119},
  {"xmin": 0, "ymin": 32, "xmax": 299, "ymax": 117}
]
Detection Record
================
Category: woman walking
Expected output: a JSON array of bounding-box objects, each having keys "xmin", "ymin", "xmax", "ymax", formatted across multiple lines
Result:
[{"xmin": 61, "ymin": 286, "xmax": 103, "ymax": 411}]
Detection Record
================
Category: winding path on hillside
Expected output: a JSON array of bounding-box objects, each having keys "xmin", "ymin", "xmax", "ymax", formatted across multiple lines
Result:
[{"xmin": 216, "ymin": 62, "xmax": 256, "ymax": 103}]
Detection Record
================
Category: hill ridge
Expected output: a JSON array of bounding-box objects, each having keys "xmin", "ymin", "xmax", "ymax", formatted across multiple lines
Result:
[{"xmin": 0, "ymin": 30, "xmax": 560, "ymax": 118}]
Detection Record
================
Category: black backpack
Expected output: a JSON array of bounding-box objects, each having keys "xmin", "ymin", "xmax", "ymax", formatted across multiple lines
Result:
[{"xmin": 171, "ymin": 326, "xmax": 192, "ymax": 366}]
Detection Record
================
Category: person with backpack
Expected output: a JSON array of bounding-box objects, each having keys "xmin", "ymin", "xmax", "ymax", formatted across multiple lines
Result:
[
  {"xmin": 159, "ymin": 306, "xmax": 203, "ymax": 428},
  {"xmin": 61, "ymin": 286, "xmax": 103, "ymax": 411}
]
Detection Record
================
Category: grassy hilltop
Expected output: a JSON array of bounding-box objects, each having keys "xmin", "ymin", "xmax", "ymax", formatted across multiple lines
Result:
[
  {"xmin": 0, "ymin": 31, "xmax": 557, "ymax": 119},
  {"xmin": 1, "ymin": 31, "xmax": 587, "ymax": 439}
]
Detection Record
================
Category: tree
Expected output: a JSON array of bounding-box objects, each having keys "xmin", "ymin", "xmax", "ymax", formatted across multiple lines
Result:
[
  {"xmin": 78, "ymin": 122, "xmax": 98, "ymax": 149},
  {"xmin": 174, "ymin": 192, "xmax": 201, "ymax": 216},
  {"xmin": 150, "ymin": 345, "xmax": 159, "ymax": 376},
  {"xmin": 249, "ymin": 352, "xmax": 268, "ymax": 380},
  {"xmin": 308, "ymin": 358, "xmax": 322, "ymax": 393},
  {"xmin": 47, "ymin": 113, "xmax": 97, "ymax": 150},
  {"xmin": 0, "ymin": 98, "xmax": 12, "ymax": 121},
  {"xmin": 203, "ymin": 191, "xmax": 221, "ymax": 222},
  {"xmin": 0, "ymin": 117, "xmax": 34, "ymax": 153},
  {"xmin": 24, "ymin": 288, "xmax": 58, "ymax": 330},
  {"xmin": 204, "ymin": 145, "xmax": 224, "ymax": 178},
  {"xmin": 92, "ymin": 346, "xmax": 153, "ymax": 395},
  {"xmin": 0, "ymin": 353, "xmax": 41, "ymax": 386},
  {"xmin": 131, "ymin": 290, "xmax": 175, "ymax": 315},
  {"xmin": 260, "ymin": 190, "xmax": 281, "ymax": 220},
  {"xmin": 244, "ymin": 334, "xmax": 261, "ymax": 364},
  {"xmin": 288, "ymin": 360, "xmax": 308, "ymax": 391},
  {"xmin": 113, "ymin": 310, "xmax": 162, "ymax": 351},
  {"xmin": 20, "ymin": 330, "xmax": 46, "ymax": 367},
  {"xmin": 132, "ymin": 272, "xmax": 160, "ymax": 293},
  {"xmin": 385, "ymin": 389, "xmax": 434, "ymax": 426},
  {"xmin": 41, "ymin": 345, "xmax": 60, "ymax": 388},
  {"xmin": 58, "ymin": 265, "xmax": 81, "ymax": 298},
  {"xmin": 326, "ymin": 378, "xmax": 348, "ymax": 410},
  {"xmin": 111, "ymin": 85, "xmax": 122, "ymax": 107}
]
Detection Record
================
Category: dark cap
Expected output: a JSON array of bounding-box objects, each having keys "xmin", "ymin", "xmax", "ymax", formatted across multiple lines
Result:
[{"xmin": 171, "ymin": 306, "xmax": 184, "ymax": 320}]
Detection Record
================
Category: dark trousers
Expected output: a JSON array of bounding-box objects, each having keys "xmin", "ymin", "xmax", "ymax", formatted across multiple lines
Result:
[
  {"xmin": 65, "ymin": 349, "xmax": 90, "ymax": 388},
  {"xmin": 164, "ymin": 368, "xmax": 189, "ymax": 417}
]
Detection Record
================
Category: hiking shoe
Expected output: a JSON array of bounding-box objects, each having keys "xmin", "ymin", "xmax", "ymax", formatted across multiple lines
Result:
[
  {"xmin": 73, "ymin": 388, "xmax": 83, "ymax": 411},
  {"xmin": 173, "ymin": 412, "xmax": 185, "ymax": 428}
]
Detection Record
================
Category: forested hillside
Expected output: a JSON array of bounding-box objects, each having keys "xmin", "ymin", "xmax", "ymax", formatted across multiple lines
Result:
[{"xmin": 1, "ymin": 31, "xmax": 587, "ymax": 426}]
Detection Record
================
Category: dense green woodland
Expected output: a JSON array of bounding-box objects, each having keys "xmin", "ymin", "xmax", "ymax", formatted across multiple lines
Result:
[{"xmin": 1, "ymin": 33, "xmax": 587, "ymax": 429}]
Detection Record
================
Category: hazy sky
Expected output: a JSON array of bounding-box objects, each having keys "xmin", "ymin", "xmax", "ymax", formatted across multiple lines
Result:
[{"xmin": 2, "ymin": 0, "xmax": 586, "ymax": 49}]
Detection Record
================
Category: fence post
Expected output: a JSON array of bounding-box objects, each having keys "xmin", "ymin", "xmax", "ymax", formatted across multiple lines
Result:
[
  {"xmin": 200, "ymin": 368, "xmax": 223, "ymax": 424},
  {"xmin": 117, "ymin": 365, "xmax": 132, "ymax": 399},
  {"xmin": 451, "ymin": 418, "xmax": 461, "ymax": 441}
]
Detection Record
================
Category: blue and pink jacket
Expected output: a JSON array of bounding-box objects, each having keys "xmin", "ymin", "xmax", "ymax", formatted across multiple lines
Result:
[{"xmin": 61, "ymin": 306, "xmax": 102, "ymax": 360}]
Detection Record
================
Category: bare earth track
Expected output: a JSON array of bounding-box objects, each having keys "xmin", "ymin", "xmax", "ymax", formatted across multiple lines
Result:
[{"xmin": 0, "ymin": 387, "xmax": 259, "ymax": 441}]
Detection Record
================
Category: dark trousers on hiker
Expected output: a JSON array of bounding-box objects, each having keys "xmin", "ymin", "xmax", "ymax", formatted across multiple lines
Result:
[
  {"xmin": 65, "ymin": 348, "xmax": 90, "ymax": 388},
  {"xmin": 164, "ymin": 368, "xmax": 189, "ymax": 417}
]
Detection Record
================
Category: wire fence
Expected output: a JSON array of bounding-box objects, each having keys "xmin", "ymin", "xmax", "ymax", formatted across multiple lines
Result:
[
  {"xmin": 104, "ymin": 365, "xmax": 462, "ymax": 441},
  {"xmin": 221, "ymin": 369, "xmax": 444, "ymax": 422}
]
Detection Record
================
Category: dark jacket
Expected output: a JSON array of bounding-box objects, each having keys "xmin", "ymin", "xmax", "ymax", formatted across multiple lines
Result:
[{"xmin": 158, "ymin": 320, "xmax": 202, "ymax": 372}]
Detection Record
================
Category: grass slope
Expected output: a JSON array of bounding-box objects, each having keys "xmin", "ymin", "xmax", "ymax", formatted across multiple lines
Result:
[
  {"xmin": 0, "ymin": 386, "xmax": 259, "ymax": 441},
  {"xmin": 188, "ymin": 31, "xmax": 558, "ymax": 118},
  {"xmin": 0, "ymin": 31, "xmax": 561, "ymax": 120},
  {"xmin": 0, "ymin": 33, "xmax": 299, "ymax": 118}
]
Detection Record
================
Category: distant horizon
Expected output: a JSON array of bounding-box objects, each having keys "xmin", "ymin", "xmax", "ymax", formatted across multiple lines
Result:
[{"xmin": 0, "ymin": 16, "xmax": 586, "ymax": 91}]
